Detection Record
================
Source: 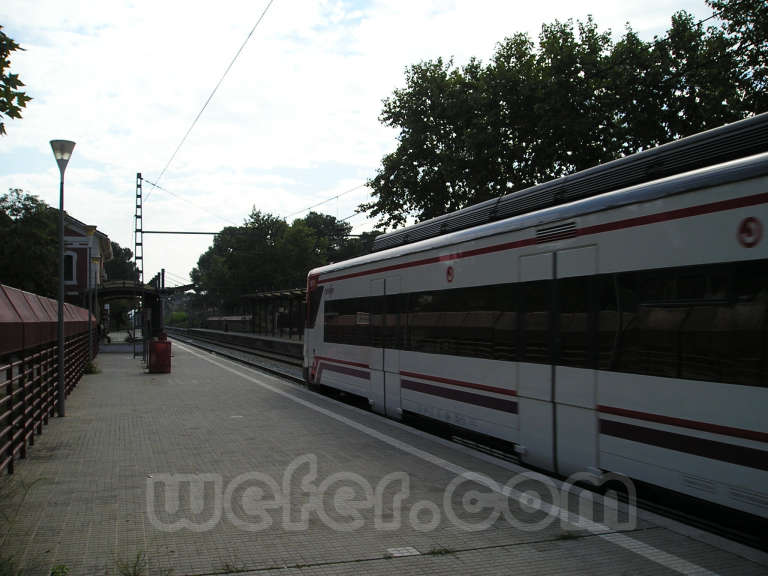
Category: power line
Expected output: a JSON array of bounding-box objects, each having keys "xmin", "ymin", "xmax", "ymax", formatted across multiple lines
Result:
[
  {"xmin": 143, "ymin": 178, "xmax": 239, "ymax": 226},
  {"xmin": 285, "ymin": 184, "xmax": 368, "ymax": 219},
  {"xmin": 152, "ymin": 0, "xmax": 276, "ymax": 189},
  {"xmin": 341, "ymin": 211, "xmax": 364, "ymax": 223},
  {"xmin": 166, "ymin": 270, "xmax": 191, "ymax": 283}
]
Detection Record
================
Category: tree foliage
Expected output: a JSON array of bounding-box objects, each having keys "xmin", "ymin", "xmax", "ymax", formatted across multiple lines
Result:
[
  {"xmin": 0, "ymin": 189, "xmax": 57, "ymax": 296},
  {"xmin": 190, "ymin": 210, "xmax": 380, "ymax": 313},
  {"xmin": 361, "ymin": 2, "xmax": 766, "ymax": 228},
  {"xmin": 104, "ymin": 241, "xmax": 139, "ymax": 282},
  {"xmin": 0, "ymin": 26, "xmax": 30, "ymax": 136}
]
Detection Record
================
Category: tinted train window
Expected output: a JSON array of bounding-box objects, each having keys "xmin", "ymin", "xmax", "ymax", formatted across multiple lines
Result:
[
  {"xmin": 596, "ymin": 276, "xmax": 619, "ymax": 370},
  {"xmin": 493, "ymin": 284, "xmax": 518, "ymax": 361},
  {"xmin": 306, "ymin": 286, "xmax": 324, "ymax": 329},
  {"xmin": 405, "ymin": 284, "xmax": 512, "ymax": 359},
  {"xmin": 520, "ymin": 281, "xmax": 551, "ymax": 363},
  {"xmin": 558, "ymin": 277, "xmax": 593, "ymax": 368},
  {"xmin": 381, "ymin": 294, "xmax": 403, "ymax": 349},
  {"xmin": 324, "ymin": 297, "xmax": 371, "ymax": 346},
  {"xmin": 317, "ymin": 260, "xmax": 766, "ymax": 387},
  {"xmin": 610, "ymin": 261, "xmax": 767, "ymax": 386},
  {"xmin": 679, "ymin": 263, "xmax": 766, "ymax": 386},
  {"xmin": 615, "ymin": 270, "xmax": 684, "ymax": 378}
]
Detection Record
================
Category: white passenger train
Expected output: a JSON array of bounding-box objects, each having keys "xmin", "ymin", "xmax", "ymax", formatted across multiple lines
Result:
[{"xmin": 304, "ymin": 115, "xmax": 768, "ymax": 520}]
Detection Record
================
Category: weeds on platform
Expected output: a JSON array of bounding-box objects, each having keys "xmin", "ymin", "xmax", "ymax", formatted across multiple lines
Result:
[
  {"xmin": 0, "ymin": 477, "xmax": 45, "ymax": 576},
  {"xmin": 116, "ymin": 552, "xmax": 146, "ymax": 576},
  {"xmin": 0, "ymin": 555, "xmax": 22, "ymax": 576},
  {"xmin": 84, "ymin": 361, "xmax": 101, "ymax": 374}
]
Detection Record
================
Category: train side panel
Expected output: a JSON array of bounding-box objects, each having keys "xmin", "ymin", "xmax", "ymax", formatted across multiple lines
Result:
[{"xmin": 305, "ymin": 166, "xmax": 768, "ymax": 518}]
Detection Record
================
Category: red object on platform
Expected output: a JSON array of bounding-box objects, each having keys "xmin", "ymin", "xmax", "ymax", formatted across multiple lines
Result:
[{"xmin": 149, "ymin": 340, "xmax": 171, "ymax": 373}]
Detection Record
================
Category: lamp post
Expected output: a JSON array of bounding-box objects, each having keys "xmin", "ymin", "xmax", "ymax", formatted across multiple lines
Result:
[{"xmin": 50, "ymin": 139, "xmax": 76, "ymax": 418}]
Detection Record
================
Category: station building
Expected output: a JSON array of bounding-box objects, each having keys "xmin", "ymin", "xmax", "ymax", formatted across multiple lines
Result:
[{"xmin": 63, "ymin": 213, "xmax": 112, "ymax": 305}]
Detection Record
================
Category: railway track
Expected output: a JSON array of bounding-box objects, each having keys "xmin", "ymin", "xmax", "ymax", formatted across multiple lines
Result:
[{"xmin": 168, "ymin": 329, "xmax": 766, "ymax": 552}]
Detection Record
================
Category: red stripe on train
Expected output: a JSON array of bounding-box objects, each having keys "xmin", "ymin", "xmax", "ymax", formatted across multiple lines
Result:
[
  {"xmin": 597, "ymin": 405, "xmax": 768, "ymax": 443},
  {"xmin": 400, "ymin": 370, "xmax": 517, "ymax": 397}
]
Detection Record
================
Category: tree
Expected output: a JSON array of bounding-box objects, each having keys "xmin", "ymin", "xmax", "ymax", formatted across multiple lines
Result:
[
  {"xmin": 0, "ymin": 189, "xmax": 57, "ymax": 296},
  {"xmin": 102, "ymin": 241, "xmax": 140, "ymax": 331},
  {"xmin": 0, "ymin": 26, "xmax": 31, "ymax": 135},
  {"xmin": 190, "ymin": 210, "xmax": 382, "ymax": 315},
  {"xmin": 707, "ymin": 0, "xmax": 768, "ymax": 112},
  {"xmin": 104, "ymin": 242, "xmax": 139, "ymax": 282},
  {"xmin": 191, "ymin": 210, "xmax": 290, "ymax": 313},
  {"xmin": 361, "ymin": 5, "xmax": 763, "ymax": 228}
]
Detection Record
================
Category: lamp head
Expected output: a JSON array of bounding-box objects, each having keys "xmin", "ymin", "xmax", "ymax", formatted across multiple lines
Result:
[{"xmin": 50, "ymin": 140, "xmax": 76, "ymax": 177}]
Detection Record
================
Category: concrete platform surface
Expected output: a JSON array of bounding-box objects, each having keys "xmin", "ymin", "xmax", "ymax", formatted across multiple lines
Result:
[{"xmin": 0, "ymin": 343, "xmax": 765, "ymax": 576}]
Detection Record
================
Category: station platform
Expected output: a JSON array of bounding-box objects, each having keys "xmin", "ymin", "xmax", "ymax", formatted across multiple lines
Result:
[{"xmin": 0, "ymin": 343, "xmax": 766, "ymax": 575}]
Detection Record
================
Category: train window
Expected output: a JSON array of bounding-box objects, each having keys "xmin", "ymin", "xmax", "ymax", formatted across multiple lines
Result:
[
  {"xmin": 317, "ymin": 260, "xmax": 766, "ymax": 387},
  {"xmin": 679, "ymin": 262, "xmax": 766, "ymax": 386},
  {"xmin": 370, "ymin": 295, "xmax": 385, "ymax": 347},
  {"xmin": 492, "ymin": 284, "xmax": 518, "ymax": 360},
  {"xmin": 457, "ymin": 286, "xmax": 498, "ymax": 359},
  {"xmin": 306, "ymin": 286, "xmax": 324, "ymax": 329},
  {"xmin": 520, "ymin": 281, "xmax": 551, "ymax": 363},
  {"xmin": 596, "ymin": 276, "xmax": 618, "ymax": 370},
  {"xmin": 608, "ymin": 261, "xmax": 767, "ymax": 386},
  {"xmin": 404, "ymin": 284, "xmax": 510, "ymax": 359},
  {"xmin": 382, "ymin": 294, "xmax": 403, "ymax": 349},
  {"xmin": 615, "ymin": 271, "xmax": 684, "ymax": 378},
  {"xmin": 558, "ymin": 277, "xmax": 593, "ymax": 368},
  {"xmin": 324, "ymin": 297, "xmax": 371, "ymax": 346}
]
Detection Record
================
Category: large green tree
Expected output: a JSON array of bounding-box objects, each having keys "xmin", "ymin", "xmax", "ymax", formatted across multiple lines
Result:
[
  {"xmin": 191, "ymin": 210, "xmax": 291, "ymax": 313},
  {"xmin": 0, "ymin": 26, "xmax": 30, "ymax": 135},
  {"xmin": 0, "ymin": 189, "xmax": 57, "ymax": 296},
  {"xmin": 190, "ymin": 211, "xmax": 380, "ymax": 314},
  {"xmin": 361, "ymin": 2, "xmax": 765, "ymax": 228}
]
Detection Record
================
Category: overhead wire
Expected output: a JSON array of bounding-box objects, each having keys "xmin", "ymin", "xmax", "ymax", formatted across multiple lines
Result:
[
  {"xmin": 285, "ymin": 184, "xmax": 368, "ymax": 219},
  {"xmin": 143, "ymin": 178, "xmax": 239, "ymax": 226},
  {"xmin": 147, "ymin": 0, "xmax": 275, "ymax": 198}
]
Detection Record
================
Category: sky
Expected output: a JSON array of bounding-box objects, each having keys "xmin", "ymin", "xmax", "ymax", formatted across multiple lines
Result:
[{"xmin": 0, "ymin": 0, "xmax": 714, "ymax": 287}]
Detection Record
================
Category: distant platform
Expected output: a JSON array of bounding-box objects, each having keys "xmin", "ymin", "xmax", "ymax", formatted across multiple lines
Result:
[{"xmin": 99, "ymin": 330, "xmax": 143, "ymax": 353}]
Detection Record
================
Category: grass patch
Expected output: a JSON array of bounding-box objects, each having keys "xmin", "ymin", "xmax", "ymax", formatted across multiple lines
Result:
[
  {"xmin": 84, "ymin": 361, "xmax": 100, "ymax": 374},
  {"xmin": 116, "ymin": 552, "xmax": 146, "ymax": 576},
  {"xmin": 427, "ymin": 547, "xmax": 454, "ymax": 556},
  {"xmin": 0, "ymin": 555, "xmax": 23, "ymax": 576}
]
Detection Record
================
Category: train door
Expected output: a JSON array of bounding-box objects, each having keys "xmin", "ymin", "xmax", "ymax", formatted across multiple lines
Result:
[
  {"xmin": 554, "ymin": 245, "xmax": 598, "ymax": 476},
  {"xmin": 517, "ymin": 252, "xmax": 555, "ymax": 471},
  {"xmin": 369, "ymin": 279, "xmax": 386, "ymax": 415},
  {"xmin": 384, "ymin": 276, "xmax": 402, "ymax": 419}
]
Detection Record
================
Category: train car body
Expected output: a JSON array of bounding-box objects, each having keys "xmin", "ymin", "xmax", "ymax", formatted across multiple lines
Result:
[{"xmin": 305, "ymin": 137, "xmax": 768, "ymax": 520}]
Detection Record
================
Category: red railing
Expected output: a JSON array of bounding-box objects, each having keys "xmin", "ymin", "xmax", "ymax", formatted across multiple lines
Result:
[{"xmin": 0, "ymin": 285, "xmax": 95, "ymax": 475}]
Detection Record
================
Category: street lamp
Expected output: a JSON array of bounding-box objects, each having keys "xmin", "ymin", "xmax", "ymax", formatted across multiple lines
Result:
[{"xmin": 50, "ymin": 139, "xmax": 76, "ymax": 418}]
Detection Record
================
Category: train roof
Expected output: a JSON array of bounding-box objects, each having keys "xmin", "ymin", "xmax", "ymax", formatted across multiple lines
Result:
[
  {"xmin": 310, "ymin": 151, "xmax": 768, "ymax": 280},
  {"xmin": 372, "ymin": 113, "xmax": 768, "ymax": 253}
]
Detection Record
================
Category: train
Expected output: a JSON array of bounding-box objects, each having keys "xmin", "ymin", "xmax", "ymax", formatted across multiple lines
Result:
[{"xmin": 303, "ymin": 114, "xmax": 768, "ymax": 521}]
